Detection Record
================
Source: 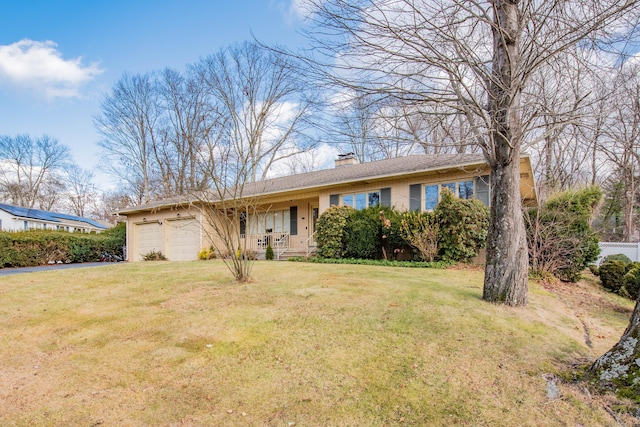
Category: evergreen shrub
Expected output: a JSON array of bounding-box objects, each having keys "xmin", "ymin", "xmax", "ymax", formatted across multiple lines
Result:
[
  {"xmin": 526, "ymin": 186, "xmax": 601, "ymax": 282},
  {"xmin": 434, "ymin": 189, "xmax": 489, "ymax": 262},
  {"xmin": 316, "ymin": 205, "xmax": 354, "ymax": 258}
]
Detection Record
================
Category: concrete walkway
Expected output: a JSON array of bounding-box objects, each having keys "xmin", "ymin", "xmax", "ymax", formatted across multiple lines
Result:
[{"xmin": 0, "ymin": 262, "xmax": 123, "ymax": 277}]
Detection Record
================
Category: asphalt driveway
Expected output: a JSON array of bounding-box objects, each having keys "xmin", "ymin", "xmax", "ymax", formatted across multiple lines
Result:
[{"xmin": 0, "ymin": 262, "xmax": 122, "ymax": 277}]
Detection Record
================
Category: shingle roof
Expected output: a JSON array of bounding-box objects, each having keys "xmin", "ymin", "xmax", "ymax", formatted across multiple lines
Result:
[
  {"xmin": 118, "ymin": 153, "xmax": 489, "ymax": 214},
  {"xmin": 0, "ymin": 203, "xmax": 108, "ymax": 229},
  {"xmin": 243, "ymin": 153, "xmax": 487, "ymax": 196}
]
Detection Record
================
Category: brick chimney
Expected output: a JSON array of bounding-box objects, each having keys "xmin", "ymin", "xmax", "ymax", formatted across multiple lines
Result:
[{"xmin": 335, "ymin": 153, "xmax": 358, "ymax": 168}]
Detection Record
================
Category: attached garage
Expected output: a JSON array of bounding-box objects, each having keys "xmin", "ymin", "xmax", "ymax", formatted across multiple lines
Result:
[
  {"xmin": 166, "ymin": 218, "xmax": 201, "ymax": 261},
  {"xmin": 134, "ymin": 222, "xmax": 163, "ymax": 261}
]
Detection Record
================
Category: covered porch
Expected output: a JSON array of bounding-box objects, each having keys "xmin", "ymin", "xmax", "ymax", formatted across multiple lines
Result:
[{"xmin": 238, "ymin": 197, "xmax": 319, "ymax": 259}]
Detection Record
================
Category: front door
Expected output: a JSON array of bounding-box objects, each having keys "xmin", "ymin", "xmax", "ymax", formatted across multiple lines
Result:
[{"xmin": 309, "ymin": 203, "xmax": 319, "ymax": 243}]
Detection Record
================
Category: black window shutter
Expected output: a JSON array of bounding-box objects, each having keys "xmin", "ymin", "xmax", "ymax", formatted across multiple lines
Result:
[
  {"xmin": 381, "ymin": 187, "xmax": 391, "ymax": 207},
  {"xmin": 239, "ymin": 212, "xmax": 246, "ymax": 235},
  {"xmin": 409, "ymin": 184, "xmax": 422, "ymax": 211},
  {"xmin": 329, "ymin": 194, "xmax": 339, "ymax": 206},
  {"xmin": 290, "ymin": 206, "xmax": 298, "ymax": 236}
]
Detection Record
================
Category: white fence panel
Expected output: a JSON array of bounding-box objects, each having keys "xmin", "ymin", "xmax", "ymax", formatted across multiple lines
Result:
[{"xmin": 597, "ymin": 242, "xmax": 640, "ymax": 264}]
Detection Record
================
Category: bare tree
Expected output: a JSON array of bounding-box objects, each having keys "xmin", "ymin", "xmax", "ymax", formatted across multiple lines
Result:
[
  {"xmin": 0, "ymin": 134, "xmax": 70, "ymax": 209},
  {"xmin": 522, "ymin": 49, "xmax": 618, "ymax": 203},
  {"xmin": 191, "ymin": 125, "xmax": 258, "ymax": 282},
  {"xmin": 64, "ymin": 164, "xmax": 97, "ymax": 217},
  {"xmin": 293, "ymin": 0, "xmax": 638, "ymax": 306},
  {"xmin": 600, "ymin": 62, "xmax": 640, "ymax": 241},
  {"xmin": 95, "ymin": 73, "xmax": 161, "ymax": 203},
  {"xmin": 96, "ymin": 191, "xmax": 135, "ymax": 224},
  {"xmin": 157, "ymin": 67, "xmax": 214, "ymax": 194},
  {"xmin": 175, "ymin": 42, "xmax": 315, "ymax": 281},
  {"xmin": 195, "ymin": 42, "xmax": 315, "ymax": 183}
]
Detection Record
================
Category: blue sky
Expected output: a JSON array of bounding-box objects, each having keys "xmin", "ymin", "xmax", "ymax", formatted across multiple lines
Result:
[{"xmin": 0, "ymin": 0, "xmax": 308, "ymax": 190}]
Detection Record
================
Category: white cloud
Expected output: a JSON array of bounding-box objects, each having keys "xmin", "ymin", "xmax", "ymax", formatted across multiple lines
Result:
[
  {"xmin": 0, "ymin": 39, "xmax": 103, "ymax": 99},
  {"xmin": 288, "ymin": 0, "xmax": 311, "ymax": 20}
]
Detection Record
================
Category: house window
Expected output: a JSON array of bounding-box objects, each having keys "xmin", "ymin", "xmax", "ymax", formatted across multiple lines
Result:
[
  {"xmin": 419, "ymin": 178, "xmax": 487, "ymax": 211},
  {"xmin": 368, "ymin": 191, "xmax": 380, "ymax": 207},
  {"xmin": 340, "ymin": 191, "xmax": 382, "ymax": 210},
  {"xmin": 442, "ymin": 182, "xmax": 456, "ymax": 195},
  {"xmin": 425, "ymin": 185, "xmax": 439, "ymax": 210},
  {"xmin": 459, "ymin": 181, "xmax": 474, "ymax": 199},
  {"xmin": 331, "ymin": 189, "xmax": 391, "ymax": 208},
  {"xmin": 247, "ymin": 209, "xmax": 292, "ymax": 235},
  {"xmin": 24, "ymin": 221, "xmax": 28, "ymax": 230}
]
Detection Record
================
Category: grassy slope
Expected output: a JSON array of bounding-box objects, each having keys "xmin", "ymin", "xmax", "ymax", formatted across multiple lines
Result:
[{"xmin": 0, "ymin": 261, "xmax": 634, "ymax": 426}]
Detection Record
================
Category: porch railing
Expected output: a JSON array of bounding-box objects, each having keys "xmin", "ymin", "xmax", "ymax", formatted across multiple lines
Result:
[{"xmin": 241, "ymin": 232, "xmax": 290, "ymax": 252}]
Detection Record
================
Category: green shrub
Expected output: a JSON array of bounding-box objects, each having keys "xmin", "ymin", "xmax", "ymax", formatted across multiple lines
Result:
[
  {"xmin": 602, "ymin": 253, "xmax": 632, "ymax": 264},
  {"xmin": 598, "ymin": 260, "xmax": 631, "ymax": 294},
  {"xmin": 316, "ymin": 205, "xmax": 354, "ymax": 259},
  {"xmin": 142, "ymin": 250, "xmax": 167, "ymax": 261},
  {"xmin": 265, "ymin": 243, "xmax": 274, "ymax": 261},
  {"xmin": 526, "ymin": 186, "xmax": 601, "ymax": 282},
  {"xmin": 622, "ymin": 265, "xmax": 640, "ymax": 300},
  {"xmin": 399, "ymin": 211, "xmax": 439, "ymax": 262},
  {"xmin": 434, "ymin": 189, "xmax": 489, "ymax": 262},
  {"xmin": 344, "ymin": 207, "xmax": 384, "ymax": 259},
  {"xmin": 378, "ymin": 208, "xmax": 407, "ymax": 260}
]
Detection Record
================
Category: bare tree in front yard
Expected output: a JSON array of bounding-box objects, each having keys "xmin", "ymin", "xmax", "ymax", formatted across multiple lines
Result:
[{"xmin": 189, "ymin": 42, "xmax": 312, "ymax": 282}]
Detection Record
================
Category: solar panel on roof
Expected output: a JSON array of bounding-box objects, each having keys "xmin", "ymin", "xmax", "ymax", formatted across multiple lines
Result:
[
  {"xmin": 50, "ymin": 213, "xmax": 107, "ymax": 229},
  {"xmin": 0, "ymin": 203, "xmax": 107, "ymax": 229}
]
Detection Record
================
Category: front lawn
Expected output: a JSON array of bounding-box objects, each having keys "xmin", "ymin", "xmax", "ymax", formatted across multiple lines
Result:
[{"xmin": 0, "ymin": 261, "xmax": 633, "ymax": 425}]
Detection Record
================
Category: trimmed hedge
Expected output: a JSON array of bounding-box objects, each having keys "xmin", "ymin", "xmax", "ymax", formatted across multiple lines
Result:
[
  {"xmin": 0, "ymin": 222, "xmax": 126, "ymax": 268},
  {"xmin": 288, "ymin": 256, "xmax": 452, "ymax": 269},
  {"xmin": 316, "ymin": 193, "xmax": 489, "ymax": 264}
]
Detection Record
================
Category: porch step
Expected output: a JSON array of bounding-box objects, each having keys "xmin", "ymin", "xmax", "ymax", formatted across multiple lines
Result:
[{"xmin": 275, "ymin": 249, "xmax": 316, "ymax": 260}]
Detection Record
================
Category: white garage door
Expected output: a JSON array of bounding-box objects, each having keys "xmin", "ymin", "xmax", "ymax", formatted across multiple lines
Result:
[
  {"xmin": 166, "ymin": 219, "xmax": 201, "ymax": 261},
  {"xmin": 135, "ymin": 223, "xmax": 163, "ymax": 261}
]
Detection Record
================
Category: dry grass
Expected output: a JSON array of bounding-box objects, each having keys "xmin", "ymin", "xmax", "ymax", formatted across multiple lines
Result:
[{"xmin": 0, "ymin": 261, "xmax": 635, "ymax": 426}]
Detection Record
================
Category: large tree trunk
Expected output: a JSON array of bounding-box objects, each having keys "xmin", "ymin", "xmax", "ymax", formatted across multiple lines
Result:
[
  {"xmin": 483, "ymin": 155, "xmax": 529, "ymax": 306},
  {"xmin": 482, "ymin": 0, "xmax": 529, "ymax": 306},
  {"xmin": 590, "ymin": 297, "xmax": 640, "ymax": 394}
]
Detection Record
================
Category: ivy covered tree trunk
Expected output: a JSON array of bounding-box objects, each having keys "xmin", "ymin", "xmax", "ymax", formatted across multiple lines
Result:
[{"xmin": 590, "ymin": 297, "xmax": 640, "ymax": 396}]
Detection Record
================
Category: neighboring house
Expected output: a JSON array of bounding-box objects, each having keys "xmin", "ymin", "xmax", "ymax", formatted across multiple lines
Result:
[
  {"xmin": 0, "ymin": 203, "xmax": 109, "ymax": 233},
  {"xmin": 119, "ymin": 153, "xmax": 537, "ymax": 262}
]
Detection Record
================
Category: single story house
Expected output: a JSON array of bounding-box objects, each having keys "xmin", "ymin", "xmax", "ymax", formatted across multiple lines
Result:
[
  {"xmin": 0, "ymin": 203, "xmax": 109, "ymax": 233},
  {"xmin": 118, "ymin": 153, "xmax": 537, "ymax": 262}
]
